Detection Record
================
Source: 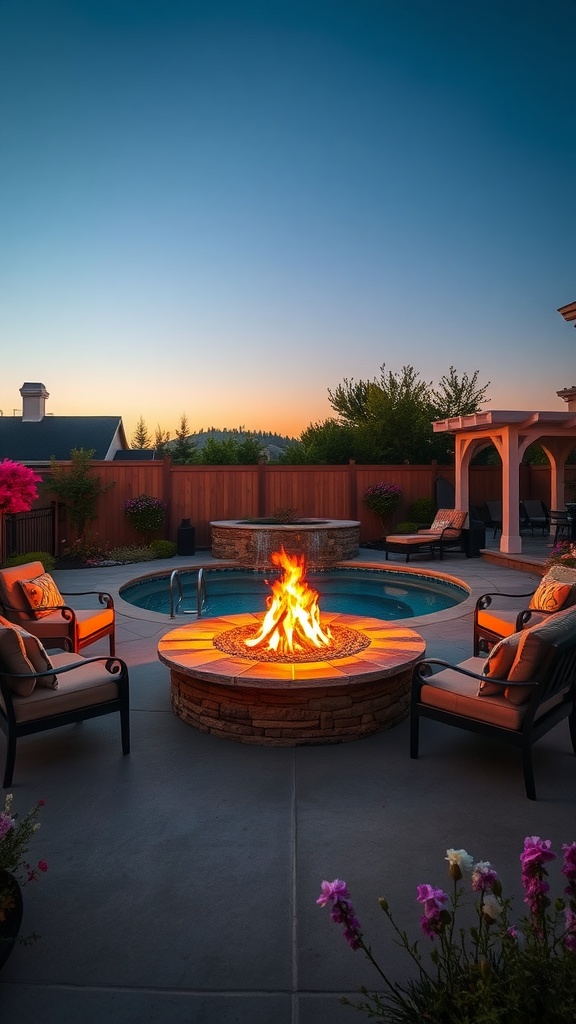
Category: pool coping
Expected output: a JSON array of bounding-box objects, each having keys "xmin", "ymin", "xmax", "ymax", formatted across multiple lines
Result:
[{"xmin": 113, "ymin": 557, "xmax": 476, "ymax": 630}]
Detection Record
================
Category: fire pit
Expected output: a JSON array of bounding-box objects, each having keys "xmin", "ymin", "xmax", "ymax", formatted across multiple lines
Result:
[{"xmin": 158, "ymin": 549, "xmax": 426, "ymax": 745}]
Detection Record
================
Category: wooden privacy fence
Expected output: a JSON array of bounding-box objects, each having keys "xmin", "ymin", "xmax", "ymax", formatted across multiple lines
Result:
[{"xmin": 26, "ymin": 459, "xmax": 573, "ymax": 554}]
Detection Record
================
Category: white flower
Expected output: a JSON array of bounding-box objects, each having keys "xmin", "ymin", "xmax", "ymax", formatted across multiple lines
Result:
[
  {"xmin": 446, "ymin": 848, "xmax": 474, "ymax": 879},
  {"xmin": 482, "ymin": 893, "xmax": 503, "ymax": 923}
]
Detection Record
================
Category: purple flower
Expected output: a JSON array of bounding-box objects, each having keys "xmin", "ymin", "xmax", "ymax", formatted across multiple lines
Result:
[
  {"xmin": 472, "ymin": 861, "xmax": 499, "ymax": 893},
  {"xmin": 416, "ymin": 884, "xmax": 449, "ymax": 940},
  {"xmin": 562, "ymin": 842, "xmax": 576, "ymax": 898},
  {"xmin": 520, "ymin": 836, "xmax": 556, "ymax": 917},
  {"xmin": 317, "ymin": 879, "xmax": 362, "ymax": 951},
  {"xmin": 0, "ymin": 813, "xmax": 15, "ymax": 841},
  {"xmin": 564, "ymin": 908, "xmax": 576, "ymax": 952}
]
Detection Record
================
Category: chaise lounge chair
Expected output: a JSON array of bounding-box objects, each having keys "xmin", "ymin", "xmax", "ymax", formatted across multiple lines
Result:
[{"xmin": 385, "ymin": 509, "xmax": 468, "ymax": 562}]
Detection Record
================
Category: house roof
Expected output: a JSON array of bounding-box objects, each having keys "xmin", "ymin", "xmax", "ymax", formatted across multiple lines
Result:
[
  {"xmin": 0, "ymin": 416, "xmax": 128, "ymax": 463},
  {"xmin": 113, "ymin": 449, "xmax": 157, "ymax": 461}
]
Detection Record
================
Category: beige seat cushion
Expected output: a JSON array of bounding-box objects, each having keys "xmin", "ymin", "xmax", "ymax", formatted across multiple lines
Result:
[
  {"xmin": 4, "ymin": 651, "xmax": 120, "ymax": 724},
  {"xmin": 0, "ymin": 615, "xmax": 56, "ymax": 687},
  {"xmin": 419, "ymin": 656, "xmax": 563, "ymax": 729}
]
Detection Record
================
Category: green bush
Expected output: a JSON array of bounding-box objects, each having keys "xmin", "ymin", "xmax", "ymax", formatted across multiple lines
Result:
[
  {"xmin": 4, "ymin": 551, "xmax": 56, "ymax": 570},
  {"xmin": 149, "ymin": 539, "xmax": 177, "ymax": 559},
  {"xmin": 108, "ymin": 545, "xmax": 156, "ymax": 563},
  {"xmin": 393, "ymin": 522, "xmax": 427, "ymax": 534},
  {"xmin": 407, "ymin": 497, "xmax": 436, "ymax": 525}
]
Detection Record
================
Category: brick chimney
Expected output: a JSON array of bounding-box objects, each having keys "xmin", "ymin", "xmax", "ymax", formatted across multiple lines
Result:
[
  {"xmin": 557, "ymin": 387, "xmax": 576, "ymax": 412},
  {"xmin": 20, "ymin": 382, "xmax": 49, "ymax": 421}
]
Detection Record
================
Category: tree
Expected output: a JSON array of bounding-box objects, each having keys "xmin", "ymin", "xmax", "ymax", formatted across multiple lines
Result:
[
  {"xmin": 49, "ymin": 448, "xmax": 112, "ymax": 539},
  {"xmin": 200, "ymin": 435, "xmax": 264, "ymax": 465},
  {"xmin": 131, "ymin": 416, "xmax": 152, "ymax": 449},
  {"xmin": 153, "ymin": 425, "xmax": 171, "ymax": 458},
  {"xmin": 170, "ymin": 414, "xmax": 199, "ymax": 465},
  {"xmin": 321, "ymin": 363, "xmax": 491, "ymax": 465},
  {"xmin": 430, "ymin": 367, "xmax": 490, "ymax": 419}
]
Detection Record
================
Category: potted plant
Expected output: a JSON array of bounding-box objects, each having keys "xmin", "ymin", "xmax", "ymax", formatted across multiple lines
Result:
[
  {"xmin": 318, "ymin": 836, "xmax": 576, "ymax": 1021},
  {"xmin": 0, "ymin": 794, "xmax": 47, "ymax": 969}
]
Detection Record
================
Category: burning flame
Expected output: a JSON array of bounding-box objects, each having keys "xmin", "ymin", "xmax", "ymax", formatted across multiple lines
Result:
[{"xmin": 245, "ymin": 547, "xmax": 333, "ymax": 655}]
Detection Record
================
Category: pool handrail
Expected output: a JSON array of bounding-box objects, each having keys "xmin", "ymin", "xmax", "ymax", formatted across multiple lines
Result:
[{"xmin": 169, "ymin": 567, "xmax": 207, "ymax": 618}]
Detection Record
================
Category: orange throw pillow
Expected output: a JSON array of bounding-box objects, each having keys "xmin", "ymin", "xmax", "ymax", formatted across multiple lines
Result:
[{"xmin": 19, "ymin": 573, "xmax": 64, "ymax": 620}]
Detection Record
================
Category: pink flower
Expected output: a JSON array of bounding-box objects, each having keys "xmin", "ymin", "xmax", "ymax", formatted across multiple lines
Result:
[
  {"xmin": 520, "ymin": 836, "xmax": 556, "ymax": 870},
  {"xmin": 38, "ymin": 860, "xmax": 48, "ymax": 873},
  {"xmin": 317, "ymin": 879, "xmax": 362, "ymax": 951}
]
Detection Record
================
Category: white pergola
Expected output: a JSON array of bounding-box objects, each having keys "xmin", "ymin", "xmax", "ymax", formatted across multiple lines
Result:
[{"xmin": 432, "ymin": 388, "xmax": 576, "ymax": 554}]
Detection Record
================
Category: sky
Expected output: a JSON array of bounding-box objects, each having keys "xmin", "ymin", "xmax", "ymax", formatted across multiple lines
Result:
[{"xmin": 1, "ymin": 0, "xmax": 574, "ymax": 445}]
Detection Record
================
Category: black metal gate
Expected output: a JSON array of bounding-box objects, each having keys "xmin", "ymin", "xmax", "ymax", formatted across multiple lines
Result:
[{"xmin": 3, "ymin": 504, "xmax": 57, "ymax": 559}]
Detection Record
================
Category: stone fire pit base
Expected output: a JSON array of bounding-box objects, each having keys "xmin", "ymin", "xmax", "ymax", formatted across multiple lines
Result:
[{"xmin": 158, "ymin": 613, "xmax": 426, "ymax": 745}]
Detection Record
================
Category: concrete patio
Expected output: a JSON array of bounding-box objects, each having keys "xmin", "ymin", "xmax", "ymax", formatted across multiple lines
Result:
[{"xmin": 1, "ymin": 536, "xmax": 575, "ymax": 1023}]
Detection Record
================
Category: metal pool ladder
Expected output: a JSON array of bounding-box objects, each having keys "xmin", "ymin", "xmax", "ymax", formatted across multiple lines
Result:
[{"xmin": 169, "ymin": 567, "xmax": 207, "ymax": 618}]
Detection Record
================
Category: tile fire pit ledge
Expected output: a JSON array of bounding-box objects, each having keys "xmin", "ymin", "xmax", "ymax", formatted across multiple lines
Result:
[{"xmin": 157, "ymin": 613, "xmax": 426, "ymax": 745}]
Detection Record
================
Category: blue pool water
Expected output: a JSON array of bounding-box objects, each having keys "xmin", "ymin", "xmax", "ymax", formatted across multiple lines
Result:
[{"xmin": 120, "ymin": 566, "xmax": 468, "ymax": 620}]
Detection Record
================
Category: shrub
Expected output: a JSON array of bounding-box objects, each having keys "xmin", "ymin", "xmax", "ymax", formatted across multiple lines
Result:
[
  {"xmin": 49, "ymin": 448, "xmax": 111, "ymax": 540},
  {"xmin": 4, "ymin": 551, "xmax": 56, "ymax": 571},
  {"xmin": 407, "ymin": 497, "xmax": 436, "ymax": 525},
  {"xmin": 393, "ymin": 522, "xmax": 425, "ymax": 535},
  {"xmin": 108, "ymin": 545, "xmax": 156, "ymax": 563},
  {"xmin": 0, "ymin": 460, "xmax": 42, "ymax": 514},
  {"xmin": 124, "ymin": 494, "xmax": 166, "ymax": 538},
  {"xmin": 363, "ymin": 483, "xmax": 402, "ymax": 526},
  {"xmin": 149, "ymin": 539, "xmax": 177, "ymax": 559}
]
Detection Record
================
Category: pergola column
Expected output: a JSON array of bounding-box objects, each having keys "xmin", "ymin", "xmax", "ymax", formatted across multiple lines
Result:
[{"xmin": 500, "ymin": 426, "xmax": 522, "ymax": 553}]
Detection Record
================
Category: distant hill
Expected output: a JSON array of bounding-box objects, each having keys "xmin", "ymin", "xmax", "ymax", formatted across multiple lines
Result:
[{"xmin": 170, "ymin": 428, "xmax": 299, "ymax": 460}]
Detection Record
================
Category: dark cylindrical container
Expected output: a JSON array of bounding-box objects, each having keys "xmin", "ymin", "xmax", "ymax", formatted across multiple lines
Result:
[{"xmin": 177, "ymin": 518, "xmax": 195, "ymax": 555}]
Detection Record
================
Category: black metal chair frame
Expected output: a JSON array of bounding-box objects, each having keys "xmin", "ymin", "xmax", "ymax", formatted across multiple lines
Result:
[
  {"xmin": 409, "ymin": 640, "xmax": 576, "ymax": 800},
  {"xmin": 473, "ymin": 590, "xmax": 537, "ymax": 656},
  {"xmin": 0, "ymin": 656, "xmax": 130, "ymax": 787}
]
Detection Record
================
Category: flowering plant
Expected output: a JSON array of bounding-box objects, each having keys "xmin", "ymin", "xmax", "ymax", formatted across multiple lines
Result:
[
  {"xmin": 362, "ymin": 483, "xmax": 402, "ymax": 525},
  {"xmin": 0, "ymin": 794, "xmax": 47, "ymax": 923},
  {"xmin": 124, "ymin": 493, "xmax": 166, "ymax": 538},
  {"xmin": 0, "ymin": 459, "xmax": 41, "ymax": 514},
  {"xmin": 546, "ymin": 541, "xmax": 576, "ymax": 571},
  {"xmin": 318, "ymin": 837, "xmax": 576, "ymax": 1022}
]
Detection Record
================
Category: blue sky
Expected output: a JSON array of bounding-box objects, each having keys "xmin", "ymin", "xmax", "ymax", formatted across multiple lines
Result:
[{"xmin": 1, "ymin": 0, "xmax": 574, "ymax": 443}]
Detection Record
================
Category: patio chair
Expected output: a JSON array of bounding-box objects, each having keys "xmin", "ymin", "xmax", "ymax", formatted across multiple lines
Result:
[
  {"xmin": 549, "ymin": 510, "xmax": 572, "ymax": 545},
  {"xmin": 485, "ymin": 501, "xmax": 502, "ymax": 538},
  {"xmin": 0, "ymin": 619, "xmax": 130, "ymax": 786},
  {"xmin": 0, "ymin": 560, "xmax": 115, "ymax": 655},
  {"xmin": 473, "ymin": 564, "xmax": 576, "ymax": 655},
  {"xmin": 520, "ymin": 500, "xmax": 549, "ymax": 535},
  {"xmin": 410, "ymin": 606, "xmax": 576, "ymax": 799},
  {"xmin": 385, "ymin": 509, "xmax": 467, "ymax": 562}
]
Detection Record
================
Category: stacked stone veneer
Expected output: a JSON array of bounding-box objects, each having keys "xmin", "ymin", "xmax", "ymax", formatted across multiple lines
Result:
[
  {"xmin": 210, "ymin": 520, "xmax": 360, "ymax": 569},
  {"xmin": 158, "ymin": 614, "xmax": 426, "ymax": 746}
]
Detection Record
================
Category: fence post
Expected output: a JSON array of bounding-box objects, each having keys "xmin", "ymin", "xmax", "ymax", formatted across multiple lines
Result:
[
  {"xmin": 257, "ymin": 459, "xmax": 266, "ymax": 517},
  {"xmin": 348, "ymin": 459, "xmax": 357, "ymax": 520}
]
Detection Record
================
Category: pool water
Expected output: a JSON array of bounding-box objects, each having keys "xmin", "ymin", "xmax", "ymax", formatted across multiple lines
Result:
[{"xmin": 120, "ymin": 566, "xmax": 468, "ymax": 620}]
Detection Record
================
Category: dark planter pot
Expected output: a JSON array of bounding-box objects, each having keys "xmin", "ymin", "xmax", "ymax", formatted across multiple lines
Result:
[{"xmin": 0, "ymin": 871, "xmax": 23, "ymax": 971}]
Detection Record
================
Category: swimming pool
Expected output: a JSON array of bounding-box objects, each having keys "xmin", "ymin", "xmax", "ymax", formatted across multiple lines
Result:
[{"xmin": 120, "ymin": 565, "xmax": 469, "ymax": 621}]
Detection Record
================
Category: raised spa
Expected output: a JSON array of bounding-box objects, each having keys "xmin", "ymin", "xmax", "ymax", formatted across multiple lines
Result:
[{"xmin": 210, "ymin": 518, "xmax": 360, "ymax": 568}]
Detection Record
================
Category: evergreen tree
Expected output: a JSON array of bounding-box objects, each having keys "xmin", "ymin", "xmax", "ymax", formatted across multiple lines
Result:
[
  {"xmin": 131, "ymin": 416, "xmax": 152, "ymax": 449},
  {"xmin": 153, "ymin": 425, "xmax": 171, "ymax": 458},
  {"xmin": 171, "ymin": 414, "xmax": 199, "ymax": 464}
]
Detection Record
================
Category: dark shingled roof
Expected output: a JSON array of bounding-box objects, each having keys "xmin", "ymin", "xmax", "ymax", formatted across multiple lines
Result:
[
  {"xmin": 113, "ymin": 449, "xmax": 157, "ymax": 461},
  {"xmin": 0, "ymin": 417, "xmax": 127, "ymax": 462}
]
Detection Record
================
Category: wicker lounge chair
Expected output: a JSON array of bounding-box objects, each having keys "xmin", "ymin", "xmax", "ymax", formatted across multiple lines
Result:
[{"xmin": 385, "ymin": 509, "xmax": 467, "ymax": 562}]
